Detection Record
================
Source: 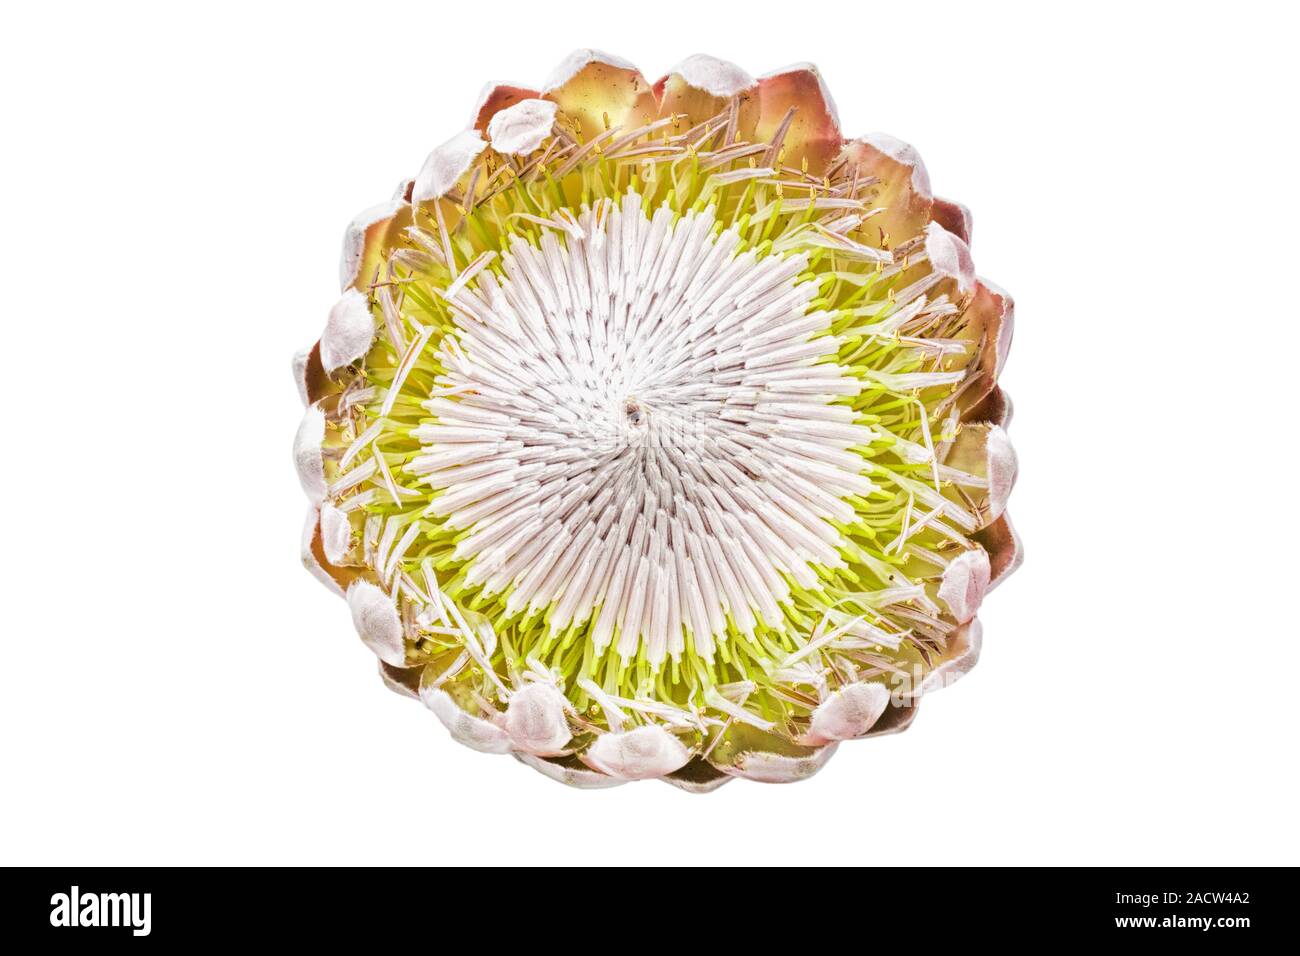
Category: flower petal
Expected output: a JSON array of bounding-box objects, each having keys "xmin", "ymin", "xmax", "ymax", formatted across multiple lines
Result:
[
  {"xmin": 667, "ymin": 53, "xmax": 755, "ymax": 97},
  {"xmin": 290, "ymin": 342, "xmax": 332, "ymax": 407},
  {"xmin": 346, "ymin": 579, "xmax": 406, "ymax": 666},
  {"xmin": 584, "ymin": 724, "xmax": 691, "ymax": 780},
  {"xmin": 504, "ymin": 682, "xmax": 571, "ymax": 756},
  {"xmin": 838, "ymin": 133, "xmax": 932, "ymax": 246},
  {"xmin": 924, "ymin": 221, "xmax": 975, "ymax": 295},
  {"xmin": 931, "ymin": 196, "xmax": 972, "ymax": 244},
  {"xmin": 377, "ymin": 660, "xmax": 422, "ymax": 699},
  {"xmin": 320, "ymin": 288, "xmax": 376, "ymax": 373},
  {"xmin": 319, "ymin": 502, "xmax": 352, "ymax": 566},
  {"xmin": 754, "ymin": 63, "xmax": 841, "ymax": 174},
  {"xmin": 300, "ymin": 505, "xmax": 344, "ymax": 597},
  {"xmin": 984, "ymin": 426, "xmax": 1018, "ymax": 521},
  {"xmin": 339, "ymin": 200, "xmax": 404, "ymax": 292},
  {"xmin": 291, "ymin": 348, "xmax": 309, "ymax": 405},
  {"xmin": 542, "ymin": 49, "xmax": 656, "ymax": 143},
  {"xmin": 863, "ymin": 697, "xmax": 921, "ymax": 737},
  {"xmin": 486, "ymin": 98, "xmax": 558, "ymax": 156},
  {"xmin": 422, "ymin": 687, "xmax": 513, "ymax": 754},
  {"xmin": 862, "ymin": 132, "xmax": 932, "ymax": 194},
  {"xmin": 972, "ymin": 512, "xmax": 1024, "ymax": 592},
  {"xmin": 942, "ymin": 422, "xmax": 1018, "ymax": 527},
  {"xmin": 955, "ymin": 280, "xmax": 1015, "ymax": 417},
  {"xmin": 654, "ymin": 54, "xmax": 757, "ymax": 130},
  {"xmin": 514, "ymin": 752, "xmax": 626, "ymax": 789},
  {"xmin": 802, "ymin": 681, "xmax": 891, "ymax": 745},
  {"xmin": 937, "ymin": 548, "xmax": 992, "ymax": 623},
  {"xmin": 662, "ymin": 758, "xmax": 734, "ymax": 794},
  {"xmin": 293, "ymin": 405, "xmax": 326, "ymax": 502},
  {"xmin": 963, "ymin": 385, "xmax": 1013, "ymax": 428},
  {"xmin": 412, "ymin": 129, "xmax": 487, "ymax": 203},
  {"xmin": 706, "ymin": 723, "xmax": 837, "ymax": 783},
  {"xmin": 920, "ymin": 618, "xmax": 983, "ymax": 694},
  {"xmin": 730, "ymin": 743, "xmax": 839, "ymax": 784},
  {"xmin": 471, "ymin": 81, "xmax": 541, "ymax": 131}
]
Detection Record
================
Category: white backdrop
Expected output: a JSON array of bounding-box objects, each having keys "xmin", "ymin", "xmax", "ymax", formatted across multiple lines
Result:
[{"xmin": 3, "ymin": 0, "xmax": 1296, "ymax": 866}]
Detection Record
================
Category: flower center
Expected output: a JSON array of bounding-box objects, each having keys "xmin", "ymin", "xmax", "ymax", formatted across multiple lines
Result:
[
  {"xmin": 344, "ymin": 137, "xmax": 982, "ymax": 721},
  {"xmin": 413, "ymin": 194, "xmax": 874, "ymax": 668}
]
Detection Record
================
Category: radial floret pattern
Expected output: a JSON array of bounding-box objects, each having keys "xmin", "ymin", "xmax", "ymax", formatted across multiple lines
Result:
[{"xmin": 293, "ymin": 51, "xmax": 1021, "ymax": 789}]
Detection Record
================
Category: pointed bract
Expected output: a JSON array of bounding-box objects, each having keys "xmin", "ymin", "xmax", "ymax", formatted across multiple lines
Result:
[
  {"xmin": 339, "ymin": 200, "xmax": 403, "ymax": 292},
  {"xmin": 347, "ymin": 580, "xmax": 406, "ymax": 666},
  {"xmin": 300, "ymin": 506, "xmax": 344, "ymax": 597},
  {"xmin": 924, "ymin": 221, "xmax": 976, "ymax": 295},
  {"xmin": 293, "ymin": 406, "xmax": 326, "ymax": 502},
  {"xmin": 943, "ymin": 422, "xmax": 1019, "ymax": 528},
  {"xmin": 669, "ymin": 54, "xmax": 754, "ymax": 98},
  {"xmin": 319, "ymin": 502, "xmax": 352, "ymax": 566},
  {"xmin": 755, "ymin": 63, "xmax": 841, "ymax": 173},
  {"xmin": 413, "ymin": 130, "xmax": 487, "ymax": 203},
  {"xmin": 486, "ymin": 98, "xmax": 558, "ymax": 156},
  {"xmin": 655, "ymin": 54, "xmax": 758, "ymax": 131},
  {"xmin": 585, "ymin": 725, "xmax": 691, "ymax": 779},
  {"xmin": 662, "ymin": 758, "xmax": 735, "ymax": 794},
  {"xmin": 839, "ymin": 134, "xmax": 932, "ymax": 245},
  {"xmin": 542, "ymin": 49, "xmax": 656, "ymax": 143},
  {"xmin": 804, "ymin": 682, "xmax": 891, "ymax": 745},
  {"xmin": 504, "ymin": 682, "xmax": 571, "ymax": 756},
  {"xmin": 471, "ymin": 81, "xmax": 542, "ymax": 131},
  {"xmin": 320, "ymin": 289, "xmax": 375, "ymax": 372},
  {"xmin": 938, "ymin": 548, "xmax": 992, "ymax": 623},
  {"xmin": 973, "ymin": 513, "xmax": 1024, "ymax": 591},
  {"xmin": 424, "ymin": 687, "xmax": 513, "ymax": 753},
  {"xmin": 515, "ymin": 752, "xmax": 626, "ymax": 788},
  {"xmin": 920, "ymin": 619, "xmax": 984, "ymax": 694},
  {"xmin": 378, "ymin": 661, "xmax": 423, "ymax": 699},
  {"xmin": 931, "ymin": 196, "xmax": 972, "ymax": 244}
]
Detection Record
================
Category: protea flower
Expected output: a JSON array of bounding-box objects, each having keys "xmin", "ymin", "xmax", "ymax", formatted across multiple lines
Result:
[{"xmin": 293, "ymin": 50, "xmax": 1020, "ymax": 791}]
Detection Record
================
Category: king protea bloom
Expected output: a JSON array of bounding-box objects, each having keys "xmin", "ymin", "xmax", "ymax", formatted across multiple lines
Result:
[{"xmin": 293, "ymin": 50, "xmax": 1020, "ymax": 790}]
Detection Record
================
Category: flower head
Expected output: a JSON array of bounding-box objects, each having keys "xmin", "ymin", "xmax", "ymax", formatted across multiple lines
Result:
[{"xmin": 294, "ymin": 50, "xmax": 1020, "ymax": 790}]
